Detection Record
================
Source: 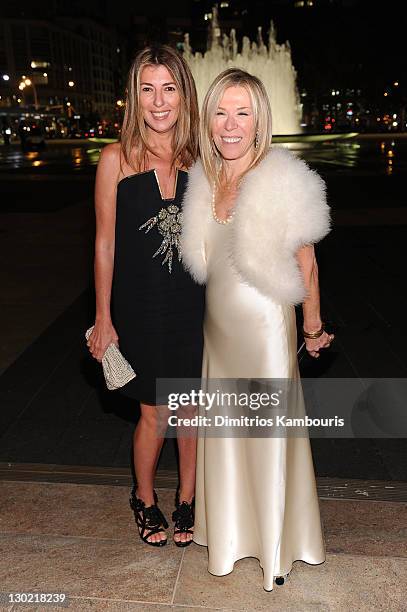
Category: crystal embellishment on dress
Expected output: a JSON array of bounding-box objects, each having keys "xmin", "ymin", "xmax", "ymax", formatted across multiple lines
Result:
[{"xmin": 139, "ymin": 204, "xmax": 183, "ymax": 273}]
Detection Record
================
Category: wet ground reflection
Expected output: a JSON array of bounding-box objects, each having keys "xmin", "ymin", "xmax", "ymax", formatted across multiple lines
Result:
[
  {"xmin": 289, "ymin": 136, "xmax": 406, "ymax": 177},
  {"xmin": 0, "ymin": 141, "xmax": 101, "ymax": 175},
  {"xmin": 0, "ymin": 135, "xmax": 406, "ymax": 179}
]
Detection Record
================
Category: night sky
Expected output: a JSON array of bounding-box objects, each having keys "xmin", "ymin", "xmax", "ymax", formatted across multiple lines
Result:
[
  {"xmin": 3, "ymin": 0, "xmax": 406, "ymax": 99},
  {"xmin": 104, "ymin": 0, "xmax": 406, "ymax": 98}
]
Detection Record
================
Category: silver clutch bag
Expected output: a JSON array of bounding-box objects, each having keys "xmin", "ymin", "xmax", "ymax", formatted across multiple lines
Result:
[{"xmin": 85, "ymin": 326, "xmax": 136, "ymax": 391}]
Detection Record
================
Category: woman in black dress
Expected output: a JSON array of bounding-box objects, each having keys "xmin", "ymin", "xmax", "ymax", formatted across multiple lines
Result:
[{"xmin": 87, "ymin": 46, "xmax": 204, "ymax": 547}]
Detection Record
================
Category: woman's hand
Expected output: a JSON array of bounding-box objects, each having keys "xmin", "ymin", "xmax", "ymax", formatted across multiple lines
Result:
[
  {"xmin": 305, "ymin": 330, "xmax": 334, "ymax": 359},
  {"xmin": 87, "ymin": 320, "xmax": 119, "ymax": 363}
]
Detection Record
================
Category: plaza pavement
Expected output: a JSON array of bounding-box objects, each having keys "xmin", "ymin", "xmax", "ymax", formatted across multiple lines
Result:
[{"xmin": 0, "ymin": 476, "xmax": 406, "ymax": 611}]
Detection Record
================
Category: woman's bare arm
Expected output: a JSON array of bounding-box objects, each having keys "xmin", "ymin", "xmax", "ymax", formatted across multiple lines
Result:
[
  {"xmin": 87, "ymin": 143, "xmax": 120, "ymax": 361},
  {"xmin": 296, "ymin": 244, "xmax": 334, "ymax": 358}
]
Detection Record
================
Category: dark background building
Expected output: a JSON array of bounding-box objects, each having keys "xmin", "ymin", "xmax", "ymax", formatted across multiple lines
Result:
[
  {"xmin": 0, "ymin": 0, "xmax": 123, "ymax": 130},
  {"xmin": 0, "ymin": 0, "xmax": 406, "ymax": 132}
]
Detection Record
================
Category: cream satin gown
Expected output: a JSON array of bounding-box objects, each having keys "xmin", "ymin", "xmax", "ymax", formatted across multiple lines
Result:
[{"xmin": 193, "ymin": 218, "xmax": 326, "ymax": 592}]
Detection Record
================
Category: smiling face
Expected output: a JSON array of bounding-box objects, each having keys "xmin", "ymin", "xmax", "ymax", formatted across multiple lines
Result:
[
  {"xmin": 211, "ymin": 85, "xmax": 256, "ymax": 162},
  {"xmin": 139, "ymin": 64, "xmax": 181, "ymax": 133}
]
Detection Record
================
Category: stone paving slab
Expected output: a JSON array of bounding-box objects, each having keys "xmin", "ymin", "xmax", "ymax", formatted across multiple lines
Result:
[
  {"xmin": 0, "ymin": 481, "xmax": 406, "ymax": 611},
  {"xmin": 175, "ymin": 545, "xmax": 406, "ymax": 611},
  {"xmin": 1, "ymin": 482, "xmax": 406, "ymax": 558}
]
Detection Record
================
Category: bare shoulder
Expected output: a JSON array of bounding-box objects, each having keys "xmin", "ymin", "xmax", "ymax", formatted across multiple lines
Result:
[
  {"xmin": 99, "ymin": 141, "xmax": 121, "ymax": 165},
  {"xmin": 96, "ymin": 142, "xmax": 122, "ymax": 183}
]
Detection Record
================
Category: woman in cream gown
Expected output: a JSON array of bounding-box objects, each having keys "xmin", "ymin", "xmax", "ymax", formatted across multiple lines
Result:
[
  {"xmin": 181, "ymin": 69, "xmax": 333, "ymax": 592},
  {"xmin": 195, "ymin": 221, "xmax": 325, "ymax": 592}
]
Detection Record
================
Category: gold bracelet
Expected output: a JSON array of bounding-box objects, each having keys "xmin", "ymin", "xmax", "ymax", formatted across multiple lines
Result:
[{"xmin": 303, "ymin": 323, "xmax": 325, "ymax": 339}]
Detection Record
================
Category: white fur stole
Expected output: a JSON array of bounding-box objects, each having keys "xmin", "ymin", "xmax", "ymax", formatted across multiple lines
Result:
[{"xmin": 180, "ymin": 147, "xmax": 331, "ymax": 306}]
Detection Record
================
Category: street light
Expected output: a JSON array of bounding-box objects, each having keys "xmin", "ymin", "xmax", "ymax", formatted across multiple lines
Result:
[
  {"xmin": 19, "ymin": 77, "xmax": 38, "ymax": 109},
  {"xmin": 68, "ymin": 81, "xmax": 74, "ymax": 87}
]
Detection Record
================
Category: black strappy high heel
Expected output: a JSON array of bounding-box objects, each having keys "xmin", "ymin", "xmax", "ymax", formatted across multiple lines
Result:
[
  {"xmin": 129, "ymin": 487, "xmax": 169, "ymax": 547},
  {"xmin": 172, "ymin": 486, "xmax": 195, "ymax": 548}
]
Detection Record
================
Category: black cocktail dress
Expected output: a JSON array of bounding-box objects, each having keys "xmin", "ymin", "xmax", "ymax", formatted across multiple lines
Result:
[{"xmin": 111, "ymin": 168, "xmax": 204, "ymax": 405}]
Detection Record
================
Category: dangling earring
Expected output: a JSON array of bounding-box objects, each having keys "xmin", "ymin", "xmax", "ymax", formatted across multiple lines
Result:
[{"xmin": 254, "ymin": 131, "xmax": 259, "ymax": 149}]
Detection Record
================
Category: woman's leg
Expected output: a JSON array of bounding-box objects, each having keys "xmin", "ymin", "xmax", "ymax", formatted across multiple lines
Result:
[
  {"xmin": 133, "ymin": 402, "xmax": 166, "ymax": 544},
  {"xmin": 175, "ymin": 414, "xmax": 197, "ymax": 544},
  {"xmin": 177, "ymin": 437, "xmax": 197, "ymax": 503}
]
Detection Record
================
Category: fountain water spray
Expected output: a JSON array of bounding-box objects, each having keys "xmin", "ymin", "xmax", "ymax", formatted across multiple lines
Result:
[{"xmin": 183, "ymin": 6, "xmax": 302, "ymax": 135}]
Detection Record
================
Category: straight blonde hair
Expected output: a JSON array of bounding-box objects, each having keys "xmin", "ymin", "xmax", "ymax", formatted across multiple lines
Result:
[
  {"xmin": 199, "ymin": 68, "xmax": 273, "ymax": 186},
  {"xmin": 120, "ymin": 45, "xmax": 199, "ymax": 171}
]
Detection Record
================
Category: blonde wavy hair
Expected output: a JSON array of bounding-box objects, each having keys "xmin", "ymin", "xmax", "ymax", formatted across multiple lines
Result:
[
  {"xmin": 199, "ymin": 68, "xmax": 272, "ymax": 185},
  {"xmin": 120, "ymin": 45, "xmax": 199, "ymax": 171}
]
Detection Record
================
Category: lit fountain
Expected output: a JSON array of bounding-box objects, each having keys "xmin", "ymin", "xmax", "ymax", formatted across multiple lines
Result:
[{"xmin": 183, "ymin": 6, "xmax": 302, "ymax": 135}]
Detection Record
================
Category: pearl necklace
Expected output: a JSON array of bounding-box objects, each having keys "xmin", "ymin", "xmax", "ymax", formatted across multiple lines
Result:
[{"xmin": 211, "ymin": 182, "xmax": 237, "ymax": 225}]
